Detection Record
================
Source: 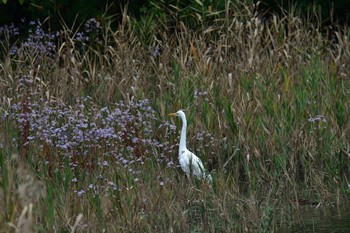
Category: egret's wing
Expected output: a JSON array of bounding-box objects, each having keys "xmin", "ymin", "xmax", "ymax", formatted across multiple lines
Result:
[
  {"xmin": 179, "ymin": 151, "xmax": 191, "ymax": 175},
  {"xmin": 188, "ymin": 152, "xmax": 206, "ymax": 178}
]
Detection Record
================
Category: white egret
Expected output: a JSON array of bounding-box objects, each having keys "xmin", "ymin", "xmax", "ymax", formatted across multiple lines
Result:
[{"xmin": 169, "ymin": 110, "xmax": 212, "ymax": 183}]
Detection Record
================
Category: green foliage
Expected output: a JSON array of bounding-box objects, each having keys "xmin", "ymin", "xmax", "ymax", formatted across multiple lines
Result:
[
  {"xmin": 1, "ymin": 2, "xmax": 350, "ymax": 232},
  {"xmin": 1, "ymin": 0, "xmax": 350, "ymax": 30}
]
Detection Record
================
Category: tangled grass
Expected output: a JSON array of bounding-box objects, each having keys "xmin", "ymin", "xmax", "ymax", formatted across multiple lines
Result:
[{"xmin": 1, "ymin": 2, "xmax": 350, "ymax": 232}]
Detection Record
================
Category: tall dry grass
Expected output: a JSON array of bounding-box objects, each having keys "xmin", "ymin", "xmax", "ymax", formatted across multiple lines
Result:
[{"xmin": 1, "ymin": 1, "xmax": 350, "ymax": 232}]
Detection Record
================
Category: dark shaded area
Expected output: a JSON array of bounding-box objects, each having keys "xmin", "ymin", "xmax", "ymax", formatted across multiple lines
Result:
[
  {"xmin": 0, "ymin": 0, "xmax": 147, "ymax": 28},
  {"xmin": 256, "ymin": 0, "xmax": 350, "ymax": 26},
  {"xmin": 0, "ymin": 0, "xmax": 28, "ymax": 25},
  {"xmin": 0, "ymin": 0, "xmax": 349, "ymax": 29}
]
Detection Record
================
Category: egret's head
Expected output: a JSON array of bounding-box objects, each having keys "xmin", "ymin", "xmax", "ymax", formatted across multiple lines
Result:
[{"xmin": 168, "ymin": 110, "xmax": 186, "ymax": 119}]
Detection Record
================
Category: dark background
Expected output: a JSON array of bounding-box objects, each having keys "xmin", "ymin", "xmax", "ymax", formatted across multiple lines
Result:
[{"xmin": 0, "ymin": 0, "xmax": 349, "ymax": 29}]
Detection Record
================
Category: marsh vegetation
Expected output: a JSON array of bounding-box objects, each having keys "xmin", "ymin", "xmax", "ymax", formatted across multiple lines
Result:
[{"xmin": 0, "ymin": 1, "xmax": 350, "ymax": 232}]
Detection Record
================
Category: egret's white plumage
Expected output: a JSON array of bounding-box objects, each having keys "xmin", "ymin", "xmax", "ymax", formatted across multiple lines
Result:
[{"xmin": 169, "ymin": 110, "xmax": 212, "ymax": 183}]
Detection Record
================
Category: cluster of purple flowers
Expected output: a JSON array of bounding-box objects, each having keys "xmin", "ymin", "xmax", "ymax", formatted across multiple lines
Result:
[
  {"xmin": 0, "ymin": 18, "xmax": 102, "ymax": 59},
  {"xmin": 0, "ymin": 22, "xmax": 20, "ymax": 55},
  {"xmin": 194, "ymin": 88, "xmax": 209, "ymax": 102},
  {"xmin": 195, "ymin": 131, "xmax": 214, "ymax": 148},
  {"xmin": 9, "ymin": 86, "xmax": 178, "ymax": 194},
  {"xmin": 0, "ymin": 23, "xmax": 19, "ymax": 36},
  {"xmin": 22, "ymin": 20, "xmax": 58, "ymax": 58},
  {"xmin": 148, "ymin": 45, "xmax": 161, "ymax": 58},
  {"xmin": 12, "ymin": 97, "xmax": 176, "ymax": 162},
  {"xmin": 76, "ymin": 18, "xmax": 102, "ymax": 43},
  {"xmin": 0, "ymin": 20, "xmax": 59, "ymax": 58},
  {"xmin": 84, "ymin": 18, "xmax": 101, "ymax": 33}
]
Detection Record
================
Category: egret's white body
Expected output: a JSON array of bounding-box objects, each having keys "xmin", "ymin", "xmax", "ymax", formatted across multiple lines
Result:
[{"xmin": 169, "ymin": 110, "xmax": 212, "ymax": 183}]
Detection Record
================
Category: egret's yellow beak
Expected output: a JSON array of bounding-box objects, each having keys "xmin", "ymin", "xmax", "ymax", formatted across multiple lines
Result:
[{"xmin": 168, "ymin": 113, "xmax": 176, "ymax": 116}]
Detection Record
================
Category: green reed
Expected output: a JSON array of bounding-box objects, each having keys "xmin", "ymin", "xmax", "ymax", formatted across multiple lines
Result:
[{"xmin": 1, "ymin": 1, "xmax": 350, "ymax": 232}]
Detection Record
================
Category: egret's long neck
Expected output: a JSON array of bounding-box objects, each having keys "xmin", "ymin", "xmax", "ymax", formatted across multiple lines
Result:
[{"xmin": 179, "ymin": 115, "xmax": 187, "ymax": 152}]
